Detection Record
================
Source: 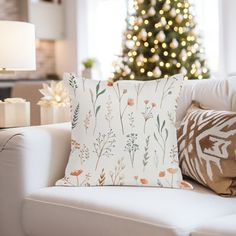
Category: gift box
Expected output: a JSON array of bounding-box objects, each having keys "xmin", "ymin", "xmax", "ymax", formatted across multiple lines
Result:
[
  {"xmin": 40, "ymin": 104, "xmax": 70, "ymax": 125},
  {"xmin": 0, "ymin": 98, "xmax": 30, "ymax": 128}
]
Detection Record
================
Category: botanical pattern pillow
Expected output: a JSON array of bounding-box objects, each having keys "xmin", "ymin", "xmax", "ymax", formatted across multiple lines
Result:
[
  {"xmin": 56, "ymin": 73, "xmax": 191, "ymax": 189},
  {"xmin": 178, "ymin": 102, "xmax": 236, "ymax": 196}
]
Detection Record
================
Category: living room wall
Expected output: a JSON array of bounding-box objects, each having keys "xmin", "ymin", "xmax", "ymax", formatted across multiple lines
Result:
[{"xmin": 0, "ymin": 0, "xmax": 56, "ymax": 79}]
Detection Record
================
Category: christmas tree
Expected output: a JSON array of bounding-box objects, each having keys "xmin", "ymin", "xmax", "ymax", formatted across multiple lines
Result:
[{"xmin": 112, "ymin": 0, "xmax": 210, "ymax": 81}]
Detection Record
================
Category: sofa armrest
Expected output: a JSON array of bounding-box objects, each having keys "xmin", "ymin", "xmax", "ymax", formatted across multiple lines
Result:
[{"xmin": 0, "ymin": 123, "xmax": 71, "ymax": 236}]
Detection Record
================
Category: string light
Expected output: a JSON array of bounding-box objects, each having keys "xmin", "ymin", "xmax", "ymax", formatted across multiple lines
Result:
[
  {"xmin": 185, "ymin": 3, "xmax": 189, "ymax": 8},
  {"xmin": 144, "ymin": 42, "xmax": 149, "ymax": 47},
  {"xmin": 134, "ymin": 25, "xmax": 139, "ymax": 31},
  {"xmin": 127, "ymin": 34, "xmax": 132, "ymax": 39},
  {"xmin": 198, "ymin": 75, "xmax": 203, "ymax": 79},
  {"xmin": 162, "ymin": 42, "xmax": 167, "ymax": 48},
  {"xmin": 130, "ymin": 74, "xmax": 135, "ymax": 79},
  {"xmin": 144, "ymin": 19, "xmax": 149, "ymax": 25},
  {"xmin": 171, "ymin": 52, "xmax": 176, "ymax": 58},
  {"xmin": 136, "ymin": 41, "xmax": 141, "ymax": 46},
  {"xmin": 129, "ymin": 58, "xmax": 134, "ymax": 62},
  {"xmin": 128, "ymin": 52, "xmax": 132, "ymax": 57},
  {"xmin": 133, "ymin": 51, "xmax": 137, "ymax": 56},
  {"xmin": 160, "ymin": 61, "xmax": 164, "ymax": 67},
  {"xmin": 184, "ymin": 14, "xmax": 188, "ymax": 19},
  {"xmin": 184, "ymin": 9, "xmax": 188, "ymax": 14},
  {"xmin": 202, "ymin": 68, "xmax": 208, "ymax": 73},
  {"xmin": 166, "ymin": 63, "xmax": 170, "ymax": 68},
  {"xmin": 168, "ymin": 20, "xmax": 173, "ymax": 26},
  {"xmin": 177, "ymin": 3, "xmax": 182, "ymax": 7},
  {"xmin": 191, "ymin": 69, "xmax": 196, "ymax": 74},
  {"xmin": 133, "ymin": 36, "xmax": 137, "ymax": 41},
  {"xmin": 140, "ymin": 68, "xmax": 145, "ymax": 73},
  {"xmin": 176, "ymin": 9, "xmax": 180, "ymax": 14},
  {"xmin": 181, "ymin": 41, "xmax": 186, "ymax": 46},
  {"xmin": 144, "ymin": 58, "xmax": 148, "ymax": 62},
  {"xmin": 176, "ymin": 63, "xmax": 181, "ymax": 68},
  {"xmin": 159, "ymin": 10, "xmax": 164, "ymax": 15},
  {"xmin": 137, "ymin": 62, "xmax": 142, "ymax": 66},
  {"xmin": 148, "ymin": 32, "xmax": 152, "ymax": 37},
  {"xmin": 155, "ymin": 23, "xmax": 161, "ymax": 28},
  {"xmin": 184, "ymin": 76, "xmax": 189, "ymax": 80},
  {"xmin": 147, "ymin": 71, "xmax": 153, "ymax": 77},
  {"xmin": 151, "ymin": 48, "xmax": 156, "ymax": 53},
  {"xmin": 154, "ymin": 39, "xmax": 159, "ymax": 44},
  {"xmin": 164, "ymin": 51, "xmax": 168, "ymax": 56},
  {"xmin": 141, "ymin": 10, "xmax": 146, "ymax": 15}
]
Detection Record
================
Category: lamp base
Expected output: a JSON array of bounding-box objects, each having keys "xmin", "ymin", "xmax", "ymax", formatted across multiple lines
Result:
[{"xmin": 0, "ymin": 68, "xmax": 15, "ymax": 74}]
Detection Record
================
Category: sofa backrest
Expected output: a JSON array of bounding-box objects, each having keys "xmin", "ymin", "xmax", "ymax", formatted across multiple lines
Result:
[{"xmin": 177, "ymin": 78, "xmax": 236, "ymax": 123}]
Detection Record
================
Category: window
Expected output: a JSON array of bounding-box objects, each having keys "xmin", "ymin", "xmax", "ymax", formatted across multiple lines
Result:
[
  {"xmin": 82, "ymin": 0, "xmax": 220, "ymax": 79},
  {"xmin": 86, "ymin": 0, "xmax": 127, "ymax": 79},
  {"xmin": 191, "ymin": 0, "xmax": 220, "ymax": 76}
]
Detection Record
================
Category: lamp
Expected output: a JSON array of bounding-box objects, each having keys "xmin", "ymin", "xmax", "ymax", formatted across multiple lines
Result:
[
  {"xmin": 0, "ymin": 21, "xmax": 36, "ymax": 73},
  {"xmin": 0, "ymin": 21, "xmax": 35, "ymax": 128}
]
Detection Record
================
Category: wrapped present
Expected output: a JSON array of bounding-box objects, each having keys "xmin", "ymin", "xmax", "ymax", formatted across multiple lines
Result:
[
  {"xmin": 40, "ymin": 104, "xmax": 70, "ymax": 125},
  {"xmin": 38, "ymin": 81, "xmax": 71, "ymax": 125},
  {"xmin": 0, "ymin": 98, "xmax": 30, "ymax": 128}
]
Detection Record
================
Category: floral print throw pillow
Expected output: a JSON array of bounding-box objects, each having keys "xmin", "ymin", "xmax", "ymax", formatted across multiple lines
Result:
[{"xmin": 56, "ymin": 73, "xmax": 191, "ymax": 189}]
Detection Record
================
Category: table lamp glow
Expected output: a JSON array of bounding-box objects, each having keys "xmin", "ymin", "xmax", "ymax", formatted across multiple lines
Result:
[{"xmin": 0, "ymin": 21, "xmax": 36, "ymax": 73}]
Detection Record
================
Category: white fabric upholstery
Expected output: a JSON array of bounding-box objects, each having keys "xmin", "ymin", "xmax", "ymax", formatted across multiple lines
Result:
[
  {"xmin": 1, "ymin": 78, "xmax": 236, "ymax": 236},
  {"xmin": 22, "ymin": 182, "xmax": 236, "ymax": 236},
  {"xmin": 192, "ymin": 214, "xmax": 236, "ymax": 236},
  {"xmin": 176, "ymin": 78, "xmax": 234, "ymax": 123},
  {"xmin": 0, "ymin": 123, "xmax": 71, "ymax": 236}
]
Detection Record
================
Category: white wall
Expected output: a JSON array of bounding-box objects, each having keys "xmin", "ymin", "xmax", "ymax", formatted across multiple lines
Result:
[
  {"xmin": 55, "ymin": 0, "xmax": 78, "ymax": 77},
  {"xmin": 220, "ymin": 0, "xmax": 236, "ymax": 77},
  {"xmin": 55, "ymin": 0, "xmax": 236, "ymax": 79}
]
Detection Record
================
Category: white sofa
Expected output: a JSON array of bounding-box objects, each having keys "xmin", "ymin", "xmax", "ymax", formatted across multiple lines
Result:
[{"xmin": 0, "ymin": 79, "xmax": 236, "ymax": 236}]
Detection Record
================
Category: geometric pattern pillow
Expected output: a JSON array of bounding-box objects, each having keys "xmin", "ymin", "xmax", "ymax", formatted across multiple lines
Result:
[
  {"xmin": 178, "ymin": 102, "xmax": 236, "ymax": 196},
  {"xmin": 56, "ymin": 73, "xmax": 191, "ymax": 189}
]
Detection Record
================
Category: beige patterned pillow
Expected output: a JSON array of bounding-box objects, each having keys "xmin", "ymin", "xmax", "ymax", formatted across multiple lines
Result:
[
  {"xmin": 178, "ymin": 102, "xmax": 236, "ymax": 196},
  {"xmin": 56, "ymin": 73, "xmax": 192, "ymax": 189}
]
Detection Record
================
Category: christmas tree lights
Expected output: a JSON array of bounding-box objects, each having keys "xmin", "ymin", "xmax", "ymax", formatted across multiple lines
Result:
[{"xmin": 112, "ymin": 0, "xmax": 210, "ymax": 81}]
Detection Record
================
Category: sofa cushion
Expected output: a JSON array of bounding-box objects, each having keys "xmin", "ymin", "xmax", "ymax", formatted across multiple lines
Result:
[
  {"xmin": 176, "ymin": 78, "xmax": 233, "ymax": 124},
  {"xmin": 22, "ymin": 182, "xmax": 236, "ymax": 236},
  {"xmin": 178, "ymin": 103, "xmax": 236, "ymax": 196},
  {"xmin": 192, "ymin": 214, "xmax": 236, "ymax": 236},
  {"xmin": 56, "ymin": 73, "xmax": 186, "ymax": 188}
]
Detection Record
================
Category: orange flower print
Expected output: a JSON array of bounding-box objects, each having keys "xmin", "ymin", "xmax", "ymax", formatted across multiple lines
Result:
[
  {"xmin": 70, "ymin": 169, "xmax": 83, "ymax": 176},
  {"xmin": 159, "ymin": 171, "xmax": 166, "ymax": 177},
  {"xmin": 179, "ymin": 181, "xmax": 193, "ymax": 190},
  {"xmin": 167, "ymin": 167, "xmax": 178, "ymax": 187},
  {"xmin": 70, "ymin": 169, "xmax": 83, "ymax": 186},
  {"xmin": 140, "ymin": 178, "xmax": 149, "ymax": 185},
  {"xmin": 71, "ymin": 140, "xmax": 80, "ymax": 152},
  {"xmin": 152, "ymin": 102, "xmax": 157, "ymax": 108},
  {"xmin": 107, "ymin": 80, "xmax": 114, "ymax": 87},
  {"xmin": 134, "ymin": 176, "xmax": 139, "ymax": 184},
  {"xmin": 142, "ymin": 100, "xmax": 156, "ymax": 133},
  {"xmin": 167, "ymin": 167, "xmax": 178, "ymax": 174},
  {"xmin": 127, "ymin": 98, "xmax": 134, "ymax": 106}
]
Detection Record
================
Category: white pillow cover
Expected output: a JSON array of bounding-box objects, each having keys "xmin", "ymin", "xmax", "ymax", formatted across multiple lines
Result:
[{"xmin": 56, "ymin": 73, "xmax": 191, "ymax": 189}]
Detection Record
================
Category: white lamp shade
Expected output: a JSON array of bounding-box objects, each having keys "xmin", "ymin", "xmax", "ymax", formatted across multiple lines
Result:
[{"xmin": 0, "ymin": 21, "xmax": 36, "ymax": 71}]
